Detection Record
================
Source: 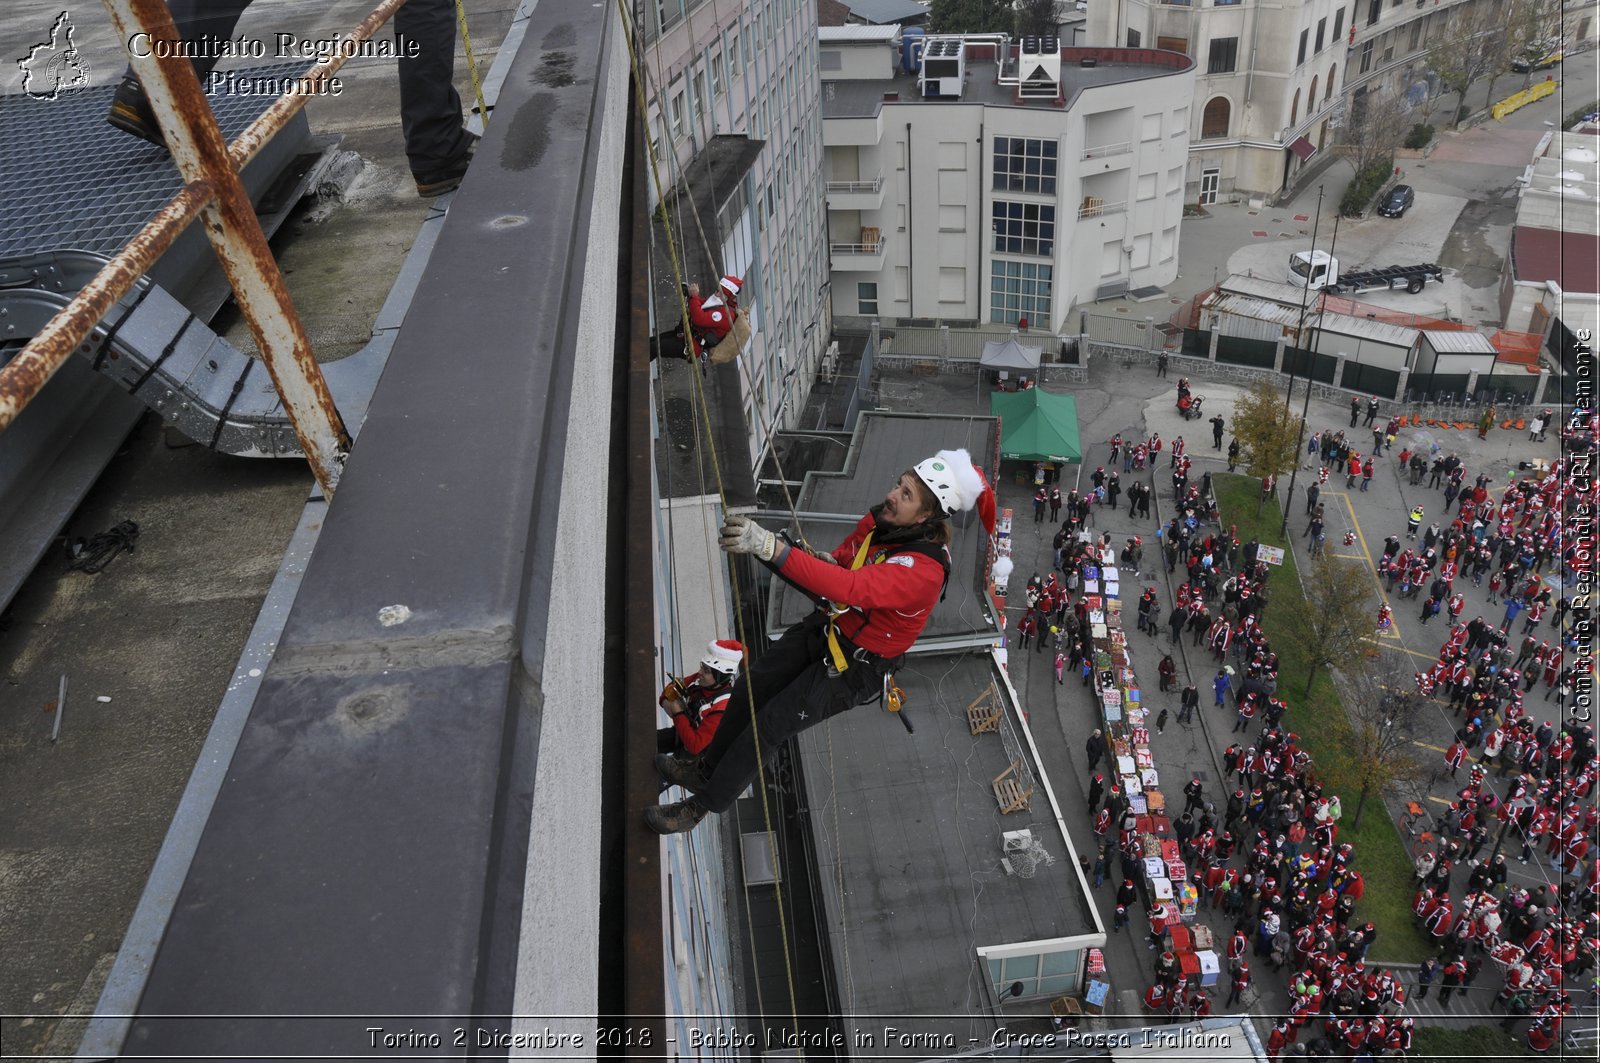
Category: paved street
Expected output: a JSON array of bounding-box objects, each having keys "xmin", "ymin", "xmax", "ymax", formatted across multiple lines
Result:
[{"xmin": 984, "ymin": 361, "xmax": 1570, "ymax": 1035}]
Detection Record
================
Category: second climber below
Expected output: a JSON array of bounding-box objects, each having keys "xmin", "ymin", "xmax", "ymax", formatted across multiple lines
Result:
[{"xmin": 645, "ymin": 448, "xmax": 995, "ymax": 834}]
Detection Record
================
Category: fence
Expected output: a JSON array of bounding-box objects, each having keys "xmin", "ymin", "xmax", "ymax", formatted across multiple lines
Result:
[
  {"xmin": 1082, "ymin": 311, "xmax": 1164, "ymax": 351},
  {"xmin": 843, "ymin": 326, "xmax": 878, "ymax": 432}
]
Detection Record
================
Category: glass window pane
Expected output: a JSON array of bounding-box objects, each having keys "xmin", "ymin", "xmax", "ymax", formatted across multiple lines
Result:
[
  {"xmin": 1041, "ymin": 950, "xmax": 1078, "ymax": 976},
  {"xmin": 1001, "ymin": 953, "xmax": 1037, "ymax": 980}
]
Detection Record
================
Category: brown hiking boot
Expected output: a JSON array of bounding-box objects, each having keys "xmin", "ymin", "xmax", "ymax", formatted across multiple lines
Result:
[{"xmin": 645, "ymin": 798, "xmax": 708, "ymax": 835}]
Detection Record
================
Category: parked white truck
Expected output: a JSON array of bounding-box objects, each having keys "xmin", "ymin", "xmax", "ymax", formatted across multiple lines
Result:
[{"xmin": 1289, "ymin": 250, "xmax": 1444, "ymax": 295}]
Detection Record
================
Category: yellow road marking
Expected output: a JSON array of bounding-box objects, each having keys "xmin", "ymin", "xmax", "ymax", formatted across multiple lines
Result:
[
  {"xmin": 1412, "ymin": 740, "xmax": 1450, "ymax": 753},
  {"xmin": 1361, "ymin": 637, "xmax": 1439, "ymax": 660},
  {"xmin": 1427, "ymin": 795, "xmax": 1453, "ymax": 806}
]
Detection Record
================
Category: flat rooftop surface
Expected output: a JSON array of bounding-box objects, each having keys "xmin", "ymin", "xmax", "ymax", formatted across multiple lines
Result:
[
  {"xmin": 768, "ymin": 411, "xmax": 999, "ymax": 641},
  {"xmin": 822, "ymin": 56, "xmax": 1186, "ymax": 118},
  {"xmin": 796, "ymin": 650, "xmax": 1097, "ymax": 1048}
]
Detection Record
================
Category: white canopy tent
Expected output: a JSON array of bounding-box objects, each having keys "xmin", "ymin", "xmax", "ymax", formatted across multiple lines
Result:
[{"xmin": 980, "ymin": 336, "xmax": 1043, "ymax": 371}]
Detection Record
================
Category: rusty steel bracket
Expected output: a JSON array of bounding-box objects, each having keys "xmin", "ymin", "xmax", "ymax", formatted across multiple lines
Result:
[{"xmin": 102, "ymin": 0, "xmax": 351, "ymax": 493}]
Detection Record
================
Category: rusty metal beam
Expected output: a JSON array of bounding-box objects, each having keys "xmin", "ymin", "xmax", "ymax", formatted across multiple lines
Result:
[
  {"xmin": 0, "ymin": 180, "xmax": 213, "ymax": 433},
  {"xmin": 225, "ymin": 0, "xmax": 407, "ymax": 173},
  {"xmin": 103, "ymin": 0, "xmax": 351, "ymax": 494}
]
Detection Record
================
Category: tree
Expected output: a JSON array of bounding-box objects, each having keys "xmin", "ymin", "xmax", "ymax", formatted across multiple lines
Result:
[
  {"xmin": 1502, "ymin": 0, "xmax": 1567, "ymax": 90},
  {"xmin": 1340, "ymin": 88, "xmax": 1409, "ymax": 177},
  {"xmin": 929, "ymin": 0, "xmax": 1011, "ymax": 34},
  {"xmin": 1427, "ymin": 0, "xmax": 1503, "ymax": 128},
  {"xmin": 1014, "ymin": 0, "xmax": 1059, "ymax": 39},
  {"xmin": 1279, "ymin": 556, "xmax": 1375, "ymax": 697},
  {"xmin": 1318, "ymin": 660, "xmax": 1429, "ymax": 830},
  {"xmin": 1230, "ymin": 380, "xmax": 1305, "ymax": 482}
]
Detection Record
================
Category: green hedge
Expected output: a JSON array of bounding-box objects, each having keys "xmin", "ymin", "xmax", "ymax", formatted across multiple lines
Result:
[
  {"xmin": 1404, "ymin": 123, "xmax": 1434, "ymax": 149},
  {"xmin": 1339, "ymin": 157, "xmax": 1396, "ymax": 217},
  {"xmin": 1214, "ymin": 475, "xmax": 1431, "ymax": 962}
]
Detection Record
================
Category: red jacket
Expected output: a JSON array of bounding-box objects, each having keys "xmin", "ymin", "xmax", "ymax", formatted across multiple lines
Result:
[
  {"xmin": 778, "ymin": 513, "xmax": 947, "ymax": 657},
  {"xmin": 666, "ymin": 676, "xmax": 732, "ymax": 755},
  {"xmin": 687, "ymin": 292, "xmax": 736, "ymax": 344}
]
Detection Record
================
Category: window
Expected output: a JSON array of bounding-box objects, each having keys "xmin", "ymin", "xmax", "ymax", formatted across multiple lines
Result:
[
  {"xmin": 1333, "ymin": 7, "xmax": 1345, "ymax": 41},
  {"xmin": 990, "ymin": 260, "xmax": 1052, "ymax": 326},
  {"xmin": 725, "ymin": 29, "xmax": 741, "ymax": 78},
  {"xmin": 1156, "ymin": 35, "xmax": 1189, "ymax": 54},
  {"xmin": 709, "ymin": 51, "xmax": 723, "ymax": 98},
  {"xmin": 1360, "ymin": 38, "xmax": 1373, "ymax": 72},
  {"xmin": 1290, "ymin": 88, "xmax": 1300, "ymax": 127},
  {"xmin": 857, "ymin": 282, "xmax": 878, "ymax": 315},
  {"xmin": 1327, "ymin": 64, "xmax": 1337, "ymax": 99},
  {"xmin": 1315, "ymin": 17, "xmax": 1326, "ymax": 52},
  {"xmin": 992, "ymin": 137, "xmax": 1058, "ymax": 195},
  {"xmin": 1309, "ymin": 76, "xmax": 1319, "ymax": 105},
  {"xmin": 1409, "ymin": 21, "xmax": 1421, "ymax": 50},
  {"xmin": 669, "ymin": 87, "xmax": 686, "ymax": 139},
  {"xmin": 821, "ymin": 48, "xmax": 842, "ymax": 71},
  {"xmin": 693, "ymin": 69, "xmax": 707, "ymax": 120},
  {"xmin": 1126, "ymin": 27, "xmax": 1142, "ymax": 47},
  {"xmin": 1208, "ymin": 36, "xmax": 1238, "ymax": 73},
  {"xmin": 1367, "ymin": 0, "xmax": 1380, "ymax": 26},
  {"xmin": 1201, "ymin": 96, "xmax": 1230, "ymax": 138},
  {"xmin": 992, "ymin": 201, "xmax": 1056, "ymax": 256},
  {"xmin": 1297, "ymin": 29, "xmax": 1309, "ymax": 65}
]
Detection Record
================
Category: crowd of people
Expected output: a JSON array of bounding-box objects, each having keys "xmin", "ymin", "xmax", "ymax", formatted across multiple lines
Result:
[{"xmin": 1064, "ymin": 399, "xmax": 1596, "ymax": 1056}]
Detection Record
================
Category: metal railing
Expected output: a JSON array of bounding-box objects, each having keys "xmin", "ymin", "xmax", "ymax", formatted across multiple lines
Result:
[
  {"xmin": 825, "ymin": 174, "xmax": 884, "ymax": 195},
  {"xmin": 0, "ymin": 0, "xmax": 408, "ymax": 495},
  {"xmin": 830, "ymin": 237, "xmax": 887, "ymax": 254},
  {"xmin": 1081, "ymin": 140, "xmax": 1132, "ymax": 160},
  {"xmin": 1077, "ymin": 199, "xmax": 1128, "ymax": 219}
]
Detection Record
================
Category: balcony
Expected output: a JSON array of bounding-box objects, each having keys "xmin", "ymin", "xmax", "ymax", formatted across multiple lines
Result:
[
  {"xmin": 830, "ymin": 233, "xmax": 888, "ymax": 271},
  {"xmin": 1082, "ymin": 140, "xmax": 1132, "ymax": 161},
  {"xmin": 1077, "ymin": 198, "xmax": 1128, "ymax": 219},
  {"xmin": 825, "ymin": 172, "xmax": 886, "ymax": 211}
]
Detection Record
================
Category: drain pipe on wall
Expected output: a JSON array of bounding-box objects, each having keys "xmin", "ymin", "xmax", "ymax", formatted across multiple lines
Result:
[{"xmin": 906, "ymin": 121, "xmax": 914, "ymax": 317}]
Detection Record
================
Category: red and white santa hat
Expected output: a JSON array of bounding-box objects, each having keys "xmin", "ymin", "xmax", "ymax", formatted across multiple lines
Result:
[
  {"xmin": 912, "ymin": 448, "xmax": 997, "ymax": 535},
  {"xmin": 701, "ymin": 638, "xmax": 746, "ymax": 677},
  {"xmin": 718, "ymin": 275, "xmax": 742, "ymax": 297}
]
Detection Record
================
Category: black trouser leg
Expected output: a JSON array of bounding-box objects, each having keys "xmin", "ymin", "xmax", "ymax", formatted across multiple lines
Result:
[
  {"xmin": 395, "ymin": 0, "xmax": 472, "ymax": 175},
  {"xmin": 696, "ymin": 621, "xmax": 883, "ymax": 813}
]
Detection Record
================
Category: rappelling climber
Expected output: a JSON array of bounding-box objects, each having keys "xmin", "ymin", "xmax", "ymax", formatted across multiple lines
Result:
[{"xmin": 646, "ymin": 448, "xmax": 996, "ymax": 833}]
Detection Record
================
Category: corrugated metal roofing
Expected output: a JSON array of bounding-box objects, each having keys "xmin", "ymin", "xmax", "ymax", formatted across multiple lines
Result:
[
  {"xmin": 1314, "ymin": 311, "xmax": 1418, "ymax": 347},
  {"xmin": 819, "ymin": 23, "xmax": 900, "ymax": 41},
  {"xmin": 1219, "ymin": 273, "xmax": 1309, "ymax": 307},
  {"xmin": 1209, "ymin": 292, "xmax": 1302, "ymax": 327},
  {"xmin": 1421, "ymin": 329, "xmax": 1498, "ymax": 354}
]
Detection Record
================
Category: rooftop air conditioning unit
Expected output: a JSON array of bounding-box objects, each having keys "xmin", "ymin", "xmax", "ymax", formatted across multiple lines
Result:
[
  {"xmin": 1003, "ymin": 828, "xmax": 1035, "ymax": 852},
  {"xmin": 920, "ymin": 38, "xmax": 966, "ymax": 98},
  {"xmin": 1019, "ymin": 36, "xmax": 1061, "ymax": 100}
]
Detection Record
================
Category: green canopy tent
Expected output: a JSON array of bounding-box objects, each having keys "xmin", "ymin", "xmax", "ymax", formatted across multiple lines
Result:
[{"xmin": 989, "ymin": 388, "xmax": 1082, "ymax": 464}]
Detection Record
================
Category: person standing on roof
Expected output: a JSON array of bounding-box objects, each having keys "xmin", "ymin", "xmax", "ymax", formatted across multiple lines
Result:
[{"xmin": 647, "ymin": 448, "xmax": 996, "ymax": 834}]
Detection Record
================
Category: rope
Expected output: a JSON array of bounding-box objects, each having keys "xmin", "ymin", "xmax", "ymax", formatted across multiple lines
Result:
[
  {"xmin": 452, "ymin": 0, "xmax": 489, "ymax": 128},
  {"xmin": 615, "ymin": 0, "xmax": 803, "ymax": 1042}
]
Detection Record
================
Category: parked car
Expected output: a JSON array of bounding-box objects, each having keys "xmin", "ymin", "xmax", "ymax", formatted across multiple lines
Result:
[
  {"xmin": 1511, "ymin": 46, "xmax": 1563, "ymax": 72},
  {"xmin": 1376, "ymin": 184, "xmax": 1415, "ymax": 218}
]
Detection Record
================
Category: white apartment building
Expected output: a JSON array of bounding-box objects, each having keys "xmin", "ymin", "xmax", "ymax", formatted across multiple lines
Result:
[
  {"xmin": 1090, "ymin": 0, "xmax": 1597, "ymax": 202},
  {"xmin": 643, "ymin": 0, "xmax": 831, "ymax": 456},
  {"xmin": 820, "ymin": 28, "xmax": 1196, "ymax": 330},
  {"xmin": 1088, "ymin": 0, "xmax": 1351, "ymax": 200},
  {"xmin": 639, "ymin": 0, "xmax": 830, "ymax": 1050}
]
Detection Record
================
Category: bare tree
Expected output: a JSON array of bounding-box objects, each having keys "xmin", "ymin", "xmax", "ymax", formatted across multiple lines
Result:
[
  {"xmin": 1340, "ymin": 87, "xmax": 1410, "ymax": 176},
  {"xmin": 1280, "ymin": 556, "xmax": 1375, "ymax": 697},
  {"xmin": 1427, "ymin": 0, "xmax": 1504, "ymax": 128},
  {"xmin": 1014, "ymin": 0, "xmax": 1059, "ymax": 39},
  {"xmin": 1502, "ymin": 0, "xmax": 1568, "ymax": 89},
  {"xmin": 930, "ymin": 0, "xmax": 1011, "ymax": 33},
  {"xmin": 1320, "ymin": 661, "xmax": 1430, "ymax": 831}
]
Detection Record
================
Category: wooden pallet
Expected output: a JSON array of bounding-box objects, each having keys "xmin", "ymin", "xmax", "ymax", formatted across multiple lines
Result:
[
  {"xmin": 993, "ymin": 759, "xmax": 1034, "ymax": 814},
  {"xmin": 967, "ymin": 688, "xmax": 1002, "ymax": 734}
]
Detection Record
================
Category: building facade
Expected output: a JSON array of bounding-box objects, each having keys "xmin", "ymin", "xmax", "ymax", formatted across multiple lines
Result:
[
  {"xmin": 1088, "ymin": 0, "xmax": 1594, "ymax": 202},
  {"xmin": 820, "ymin": 29, "xmax": 1196, "ymax": 332},
  {"xmin": 644, "ymin": 0, "xmax": 831, "ymax": 460},
  {"xmin": 639, "ymin": 0, "xmax": 831, "ymax": 1049}
]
